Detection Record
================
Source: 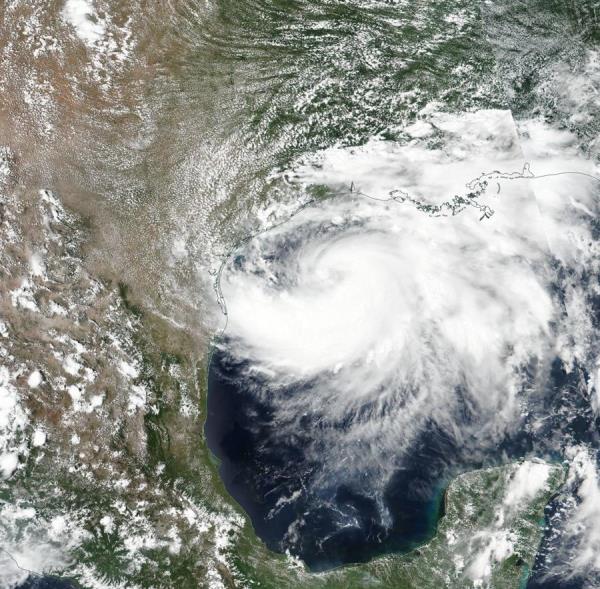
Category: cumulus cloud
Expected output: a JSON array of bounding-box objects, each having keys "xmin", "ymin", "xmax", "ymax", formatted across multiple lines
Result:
[{"xmin": 62, "ymin": 0, "xmax": 105, "ymax": 47}]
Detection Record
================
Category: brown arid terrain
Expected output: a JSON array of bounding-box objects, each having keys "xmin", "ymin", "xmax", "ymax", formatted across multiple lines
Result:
[
  {"xmin": 0, "ymin": 2, "xmax": 253, "ymax": 586},
  {"xmin": 1, "ymin": 0, "xmax": 226, "ymax": 327},
  {"xmin": 2, "ymin": 2, "xmax": 600, "ymax": 589}
]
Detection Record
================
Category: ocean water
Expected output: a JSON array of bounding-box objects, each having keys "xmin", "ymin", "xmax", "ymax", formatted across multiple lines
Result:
[
  {"xmin": 207, "ymin": 350, "xmax": 452, "ymax": 569},
  {"xmin": 205, "ymin": 160, "xmax": 600, "ymax": 576},
  {"xmin": 16, "ymin": 577, "xmax": 76, "ymax": 589},
  {"xmin": 200, "ymin": 0, "xmax": 600, "ymax": 582},
  {"xmin": 2, "ymin": 0, "xmax": 600, "ymax": 587},
  {"xmin": 207, "ymin": 339, "xmax": 599, "ymax": 571}
]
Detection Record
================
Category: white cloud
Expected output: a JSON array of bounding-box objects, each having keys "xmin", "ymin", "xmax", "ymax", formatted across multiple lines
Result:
[
  {"xmin": 0, "ymin": 502, "xmax": 89, "ymax": 589},
  {"xmin": 32, "ymin": 429, "xmax": 47, "ymax": 448},
  {"xmin": 216, "ymin": 109, "xmax": 600, "ymax": 543},
  {"xmin": 561, "ymin": 447, "xmax": 600, "ymax": 578},
  {"xmin": 503, "ymin": 461, "xmax": 551, "ymax": 511},
  {"xmin": 62, "ymin": 0, "xmax": 105, "ymax": 47},
  {"xmin": 0, "ymin": 367, "xmax": 28, "ymax": 480},
  {"xmin": 27, "ymin": 370, "xmax": 42, "ymax": 389}
]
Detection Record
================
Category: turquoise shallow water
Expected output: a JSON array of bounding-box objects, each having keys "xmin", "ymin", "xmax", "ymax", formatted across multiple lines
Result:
[{"xmin": 2, "ymin": 1, "xmax": 600, "ymax": 587}]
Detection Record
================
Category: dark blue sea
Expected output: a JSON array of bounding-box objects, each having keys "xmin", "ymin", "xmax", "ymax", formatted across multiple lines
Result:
[
  {"xmin": 206, "ymin": 337, "xmax": 600, "ymax": 579},
  {"xmin": 16, "ymin": 577, "xmax": 76, "ymax": 589}
]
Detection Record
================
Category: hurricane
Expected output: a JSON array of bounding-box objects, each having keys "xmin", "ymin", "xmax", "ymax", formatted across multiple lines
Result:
[
  {"xmin": 207, "ymin": 109, "xmax": 600, "ymax": 575},
  {"xmin": 3, "ymin": 1, "xmax": 600, "ymax": 588}
]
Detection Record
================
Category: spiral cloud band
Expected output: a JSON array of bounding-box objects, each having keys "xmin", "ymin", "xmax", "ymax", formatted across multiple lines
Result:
[{"xmin": 209, "ymin": 110, "xmax": 600, "ymax": 569}]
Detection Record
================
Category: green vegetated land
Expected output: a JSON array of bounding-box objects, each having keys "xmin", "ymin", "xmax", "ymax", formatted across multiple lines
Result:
[
  {"xmin": 226, "ymin": 461, "xmax": 563, "ymax": 589},
  {"xmin": 0, "ymin": 205, "xmax": 564, "ymax": 589},
  {"xmin": 134, "ymin": 306, "xmax": 563, "ymax": 589},
  {"xmin": 104, "ymin": 281, "xmax": 563, "ymax": 589}
]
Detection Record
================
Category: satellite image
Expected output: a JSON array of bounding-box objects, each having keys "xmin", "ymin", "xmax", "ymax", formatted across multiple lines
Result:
[{"xmin": 1, "ymin": 1, "xmax": 600, "ymax": 588}]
